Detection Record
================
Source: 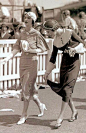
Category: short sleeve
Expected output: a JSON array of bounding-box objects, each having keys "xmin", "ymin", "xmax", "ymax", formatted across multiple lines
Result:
[
  {"xmin": 36, "ymin": 34, "xmax": 49, "ymax": 52},
  {"xmin": 13, "ymin": 39, "xmax": 21, "ymax": 52}
]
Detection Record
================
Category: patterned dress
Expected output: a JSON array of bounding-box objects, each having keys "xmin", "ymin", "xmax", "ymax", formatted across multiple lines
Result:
[{"xmin": 13, "ymin": 28, "xmax": 49, "ymax": 100}]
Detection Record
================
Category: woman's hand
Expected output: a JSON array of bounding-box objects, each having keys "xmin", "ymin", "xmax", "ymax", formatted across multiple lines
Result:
[
  {"xmin": 43, "ymin": 72, "xmax": 49, "ymax": 84},
  {"xmin": 0, "ymin": 58, "xmax": 8, "ymax": 65},
  {"xmin": 68, "ymin": 47, "xmax": 76, "ymax": 57}
]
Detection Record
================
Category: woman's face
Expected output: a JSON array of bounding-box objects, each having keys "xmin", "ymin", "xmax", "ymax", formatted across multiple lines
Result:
[
  {"xmin": 2, "ymin": 25, "xmax": 8, "ymax": 32},
  {"xmin": 45, "ymin": 29, "xmax": 56, "ymax": 38},
  {"xmin": 24, "ymin": 14, "xmax": 32, "ymax": 27}
]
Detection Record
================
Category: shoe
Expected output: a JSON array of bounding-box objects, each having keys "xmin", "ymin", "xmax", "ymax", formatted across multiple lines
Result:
[
  {"xmin": 38, "ymin": 104, "xmax": 47, "ymax": 117},
  {"xmin": 17, "ymin": 116, "xmax": 28, "ymax": 125},
  {"xmin": 69, "ymin": 112, "xmax": 78, "ymax": 122},
  {"xmin": 54, "ymin": 119, "xmax": 63, "ymax": 129}
]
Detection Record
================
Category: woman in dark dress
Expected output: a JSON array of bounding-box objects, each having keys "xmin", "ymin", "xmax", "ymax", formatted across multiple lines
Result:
[
  {"xmin": 44, "ymin": 19, "xmax": 86, "ymax": 128},
  {"xmin": 1, "ymin": 12, "xmax": 49, "ymax": 125}
]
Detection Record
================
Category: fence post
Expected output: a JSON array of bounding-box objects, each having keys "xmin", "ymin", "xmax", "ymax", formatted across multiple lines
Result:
[{"xmin": 0, "ymin": 44, "xmax": 3, "ymax": 90}]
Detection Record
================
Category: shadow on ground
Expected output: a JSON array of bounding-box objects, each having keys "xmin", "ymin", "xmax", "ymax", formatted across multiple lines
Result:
[
  {"xmin": 0, "ymin": 114, "xmax": 57, "ymax": 128},
  {"xmin": 73, "ymin": 97, "xmax": 86, "ymax": 110},
  {"xmin": 73, "ymin": 98, "xmax": 86, "ymax": 102}
]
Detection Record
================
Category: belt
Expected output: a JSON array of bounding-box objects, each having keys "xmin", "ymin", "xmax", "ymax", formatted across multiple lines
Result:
[{"xmin": 22, "ymin": 52, "xmax": 36, "ymax": 56}]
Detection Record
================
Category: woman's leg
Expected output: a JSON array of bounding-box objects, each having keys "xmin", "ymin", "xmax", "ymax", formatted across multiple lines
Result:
[
  {"xmin": 54, "ymin": 100, "xmax": 68, "ymax": 128},
  {"xmin": 17, "ymin": 74, "xmax": 31, "ymax": 124},
  {"xmin": 68, "ymin": 97, "xmax": 77, "ymax": 114},
  {"xmin": 57, "ymin": 100, "xmax": 68, "ymax": 122},
  {"xmin": 68, "ymin": 97, "xmax": 78, "ymax": 121},
  {"xmin": 33, "ymin": 83, "xmax": 47, "ymax": 117}
]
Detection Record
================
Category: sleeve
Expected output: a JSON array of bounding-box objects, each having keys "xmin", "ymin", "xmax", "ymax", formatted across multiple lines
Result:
[
  {"xmin": 13, "ymin": 39, "xmax": 21, "ymax": 52},
  {"xmin": 50, "ymin": 45, "xmax": 58, "ymax": 64},
  {"xmin": 36, "ymin": 31, "xmax": 50, "ymax": 52}
]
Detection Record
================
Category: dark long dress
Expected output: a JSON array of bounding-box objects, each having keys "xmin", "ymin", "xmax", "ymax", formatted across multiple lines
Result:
[{"xmin": 47, "ymin": 33, "xmax": 81, "ymax": 102}]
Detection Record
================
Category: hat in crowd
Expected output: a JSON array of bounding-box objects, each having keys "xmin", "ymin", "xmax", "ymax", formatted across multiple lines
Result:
[
  {"xmin": 18, "ymin": 22, "xmax": 26, "ymax": 30},
  {"xmin": 43, "ymin": 19, "xmax": 60, "ymax": 31},
  {"xmin": 78, "ymin": 11, "xmax": 86, "ymax": 18},
  {"xmin": 1, "ymin": 23, "xmax": 9, "ymax": 29},
  {"xmin": 24, "ymin": 12, "xmax": 37, "ymax": 22},
  {"xmin": 62, "ymin": 10, "xmax": 70, "ymax": 16},
  {"xmin": 0, "ymin": 2, "xmax": 2, "ymax": 5}
]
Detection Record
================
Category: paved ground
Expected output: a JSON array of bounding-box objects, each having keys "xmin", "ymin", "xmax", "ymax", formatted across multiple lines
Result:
[{"xmin": 0, "ymin": 81, "xmax": 86, "ymax": 133}]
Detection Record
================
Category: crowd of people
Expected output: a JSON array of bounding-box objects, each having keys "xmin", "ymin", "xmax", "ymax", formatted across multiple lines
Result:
[{"xmin": 1, "ymin": 6, "xmax": 86, "ymax": 129}]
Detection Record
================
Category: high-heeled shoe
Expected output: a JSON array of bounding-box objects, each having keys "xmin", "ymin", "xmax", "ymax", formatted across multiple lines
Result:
[
  {"xmin": 69, "ymin": 112, "xmax": 78, "ymax": 122},
  {"xmin": 38, "ymin": 104, "xmax": 47, "ymax": 117},
  {"xmin": 54, "ymin": 119, "xmax": 63, "ymax": 129},
  {"xmin": 17, "ymin": 116, "xmax": 28, "ymax": 125}
]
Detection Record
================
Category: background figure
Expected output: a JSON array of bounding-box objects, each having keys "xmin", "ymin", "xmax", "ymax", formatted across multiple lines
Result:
[
  {"xmin": 1, "ymin": 12, "xmax": 49, "ymax": 125},
  {"xmin": 76, "ymin": 11, "xmax": 86, "ymax": 40},
  {"xmin": 62, "ymin": 10, "xmax": 78, "ymax": 33},
  {"xmin": 44, "ymin": 19, "xmax": 86, "ymax": 129},
  {"xmin": 14, "ymin": 22, "xmax": 26, "ymax": 39},
  {"xmin": 0, "ymin": 24, "xmax": 11, "ymax": 39}
]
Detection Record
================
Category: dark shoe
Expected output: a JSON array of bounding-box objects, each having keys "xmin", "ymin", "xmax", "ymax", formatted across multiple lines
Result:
[
  {"xmin": 54, "ymin": 119, "xmax": 63, "ymax": 129},
  {"xmin": 69, "ymin": 112, "xmax": 78, "ymax": 122},
  {"xmin": 39, "ymin": 86, "xmax": 45, "ymax": 89}
]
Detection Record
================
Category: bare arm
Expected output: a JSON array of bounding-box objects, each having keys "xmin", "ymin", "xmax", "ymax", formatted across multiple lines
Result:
[
  {"xmin": 72, "ymin": 30, "xmax": 84, "ymax": 44},
  {"xmin": 1, "ymin": 49, "xmax": 19, "ymax": 64}
]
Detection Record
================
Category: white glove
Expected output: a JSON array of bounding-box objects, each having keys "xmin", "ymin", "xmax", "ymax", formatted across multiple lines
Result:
[{"xmin": 75, "ymin": 43, "xmax": 85, "ymax": 54}]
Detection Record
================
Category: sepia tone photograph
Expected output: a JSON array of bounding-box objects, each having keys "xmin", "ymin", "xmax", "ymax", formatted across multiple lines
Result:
[{"xmin": 0, "ymin": 0, "xmax": 86, "ymax": 132}]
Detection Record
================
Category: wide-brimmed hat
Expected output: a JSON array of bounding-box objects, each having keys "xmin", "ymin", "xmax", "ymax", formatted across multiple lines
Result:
[
  {"xmin": 43, "ymin": 19, "xmax": 60, "ymax": 31},
  {"xmin": 24, "ymin": 12, "xmax": 37, "ymax": 22}
]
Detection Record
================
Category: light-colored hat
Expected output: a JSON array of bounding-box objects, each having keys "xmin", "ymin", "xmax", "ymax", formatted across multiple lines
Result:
[
  {"xmin": 43, "ymin": 19, "xmax": 60, "ymax": 31},
  {"xmin": 62, "ymin": 10, "xmax": 70, "ymax": 16},
  {"xmin": 25, "ymin": 12, "xmax": 37, "ymax": 22},
  {"xmin": 78, "ymin": 11, "xmax": 86, "ymax": 18}
]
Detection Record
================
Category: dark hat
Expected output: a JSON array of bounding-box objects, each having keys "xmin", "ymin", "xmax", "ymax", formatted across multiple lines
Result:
[
  {"xmin": 43, "ymin": 19, "xmax": 60, "ymax": 31},
  {"xmin": 1, "ymin": 23, "xmax": 9, "ymax": 29},
  {"xmin": 0, "ymin": 2, "xmax": 2, "ymax": 5}
]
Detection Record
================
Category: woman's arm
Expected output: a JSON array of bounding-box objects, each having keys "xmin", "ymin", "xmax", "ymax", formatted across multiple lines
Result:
[
  {"xmin": 1, "ymin": 49, "xmax": 19, "ymax": 64},
  {"xmin": 72, "ymin": 30, "xmax": 84, "ymax": 44},
  {"xmin": 44, "ymin": 45, "xmax": 58, "ymax": 80}
]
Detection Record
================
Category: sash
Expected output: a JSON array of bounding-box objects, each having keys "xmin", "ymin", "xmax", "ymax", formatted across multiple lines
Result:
[{"xmin": 53, "ymin": 29, "xmax": 72, "ymax": 48}]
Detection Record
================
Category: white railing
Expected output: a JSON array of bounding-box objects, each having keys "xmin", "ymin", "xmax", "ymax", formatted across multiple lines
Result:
[{"xmin": 0, "ymin": 39, "xmax": 86, "ymax": 90}]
